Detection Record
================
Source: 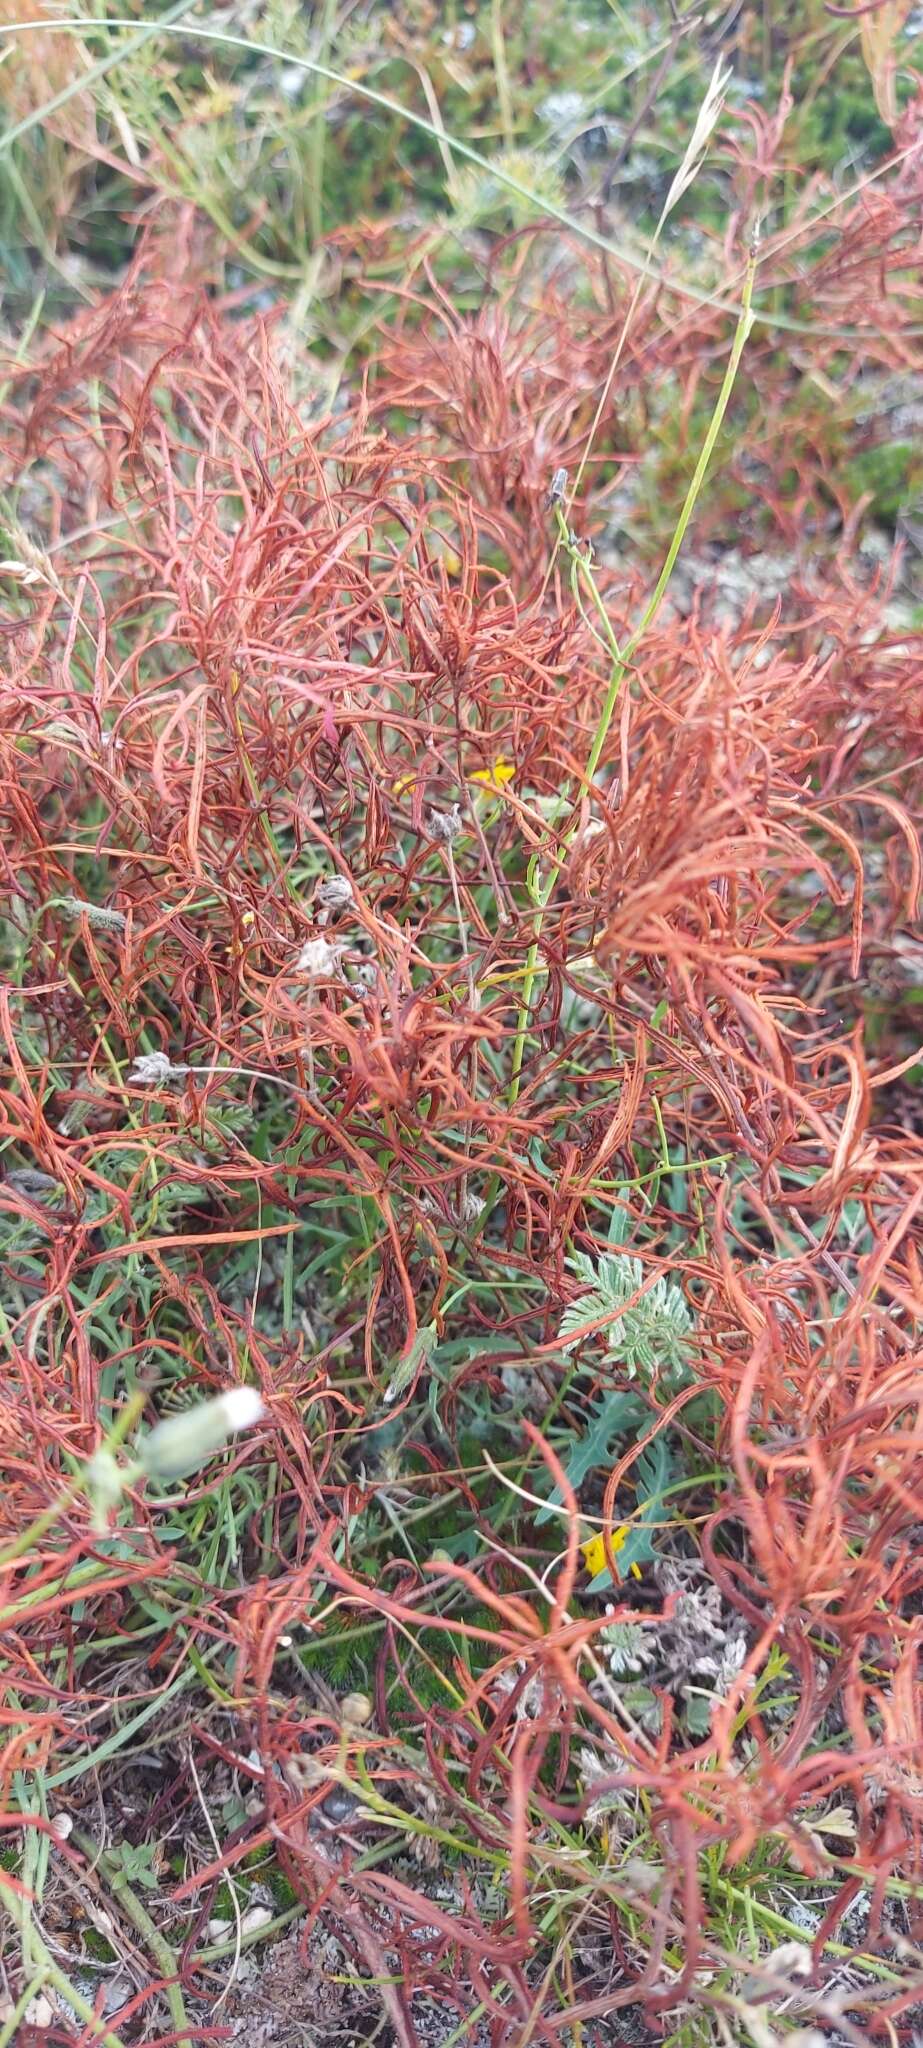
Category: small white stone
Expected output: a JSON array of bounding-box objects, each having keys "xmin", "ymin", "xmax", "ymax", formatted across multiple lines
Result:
[
  {"xmin": 240, "ymin": 1904, "xmax": 273, "ymax": 1936},
  {"xmin": 26, "ymin": 1995, "xmax": 56, "ymax": 2026},
  {"xmin": 763, "ymin": 1941, "xmax": 813, "ymax": 1979},
  {"xmin": 208, "ymin": 1917, "xmax": 232, "ymax": 1940}
]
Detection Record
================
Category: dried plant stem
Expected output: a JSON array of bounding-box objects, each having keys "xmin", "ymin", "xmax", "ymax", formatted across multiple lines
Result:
[
  {"xmin": 230, "ymin": 671, "xmax": 301, "ymax": 906},
  {"xmin": 443, "ymin": 837, "xmax": 478, "ymax": 1218},
  {"xmin": 307, "ymin": 0, "xmax": 339, "ymax": 247}
]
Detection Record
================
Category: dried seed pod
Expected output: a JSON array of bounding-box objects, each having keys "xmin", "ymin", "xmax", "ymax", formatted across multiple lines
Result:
[
  {"xmin": 129, "ymin": 1051, "xmax": 190, "ymax": 1085},
  {"xmin": 59, "ymin": 895, "xmax": 127, "ymax": 932},
  {"xmin": 295, "ymin": 935, "xmax": 344, "ymax": 978},
  {"xmin": 316, "ymin": 873, "xmax": 354, "ymax": 912},
  {"xmin": 427, "ymin": 803, "xmax": 463, "ymax": 843}
]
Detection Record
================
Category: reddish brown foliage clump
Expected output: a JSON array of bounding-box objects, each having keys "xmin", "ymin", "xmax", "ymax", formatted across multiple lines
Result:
[{"xmin": 1, "ymin": 199, "xmax": 922, "ymax": 2043}]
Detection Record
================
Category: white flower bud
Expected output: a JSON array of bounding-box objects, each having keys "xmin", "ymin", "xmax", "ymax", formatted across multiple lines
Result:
[
  {"xmin": 85, "ymin": 1446, "xmax": 126, "ymax": 1533},
  {"xmin": 60, "ymin": 896, "xmax": 126, "ymax": 932},
  {"xmin": 0, "ymin": 558, "xmax": 44, "ymax": 587},
  {"xmin": 140, "ymin": 1388, "xmax": 265, "ymax": 1480}
]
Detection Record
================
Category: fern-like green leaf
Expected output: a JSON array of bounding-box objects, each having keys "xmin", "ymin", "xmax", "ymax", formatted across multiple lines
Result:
[{"xmin": 558, "ymin": 1250, "xmax": 692, "ymax": 1384}]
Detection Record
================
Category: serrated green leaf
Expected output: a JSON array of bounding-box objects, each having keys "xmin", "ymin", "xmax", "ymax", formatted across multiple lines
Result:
[
  {"xmin": 558, "ymin": 1249, "xmax": 693, "ymax": 1381},
  {"xmin": 535, "ymin": 1389, "xmax": 644, "ymax": 1523},
  {"xmin": 684, "ymin": 1690, "xmax": 714, "ymax": 1738},
  {"xmin": 586, "ymin": 1431, "xmax": 675, "ymax": 1585},
  {"xmin": 115, "ymin": 1841, "xmax": 160, "ymax": 1889}
]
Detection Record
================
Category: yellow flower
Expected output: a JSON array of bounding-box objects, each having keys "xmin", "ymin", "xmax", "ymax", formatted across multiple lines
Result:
[
  {"xmin": 581, "ymin": 1528, "xmax": 642, "ymax": 1582},
  {"xmin": 470, "ymin": 756, "xmax": 515, "ymax": 793}
]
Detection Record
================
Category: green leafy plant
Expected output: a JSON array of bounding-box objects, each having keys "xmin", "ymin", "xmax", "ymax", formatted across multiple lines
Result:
[
  {"xmin": 584, "ymin": 1430, "xmax": 675, "ymax": 1587},
  {"xmin": 535, "ymin": 1387, "xmax": 645, "ymax": 1525},
  {"xmin": 559, "ymin": 1242, "xmax": 693, "ymax": 1382}
]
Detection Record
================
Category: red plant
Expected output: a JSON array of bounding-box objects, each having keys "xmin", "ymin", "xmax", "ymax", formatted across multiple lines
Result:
[{"xmin": 1, "ymin": 188, "xmax": 922, "ymax": 2044}]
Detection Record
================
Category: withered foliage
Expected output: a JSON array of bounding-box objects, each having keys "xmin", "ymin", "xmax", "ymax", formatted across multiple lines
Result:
[{"xmin": 1, "ymin": 149, "xmax": 922, "ymax": 2045}]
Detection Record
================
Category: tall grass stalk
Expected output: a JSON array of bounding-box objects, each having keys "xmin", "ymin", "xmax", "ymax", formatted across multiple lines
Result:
[{"xmin": 506, "ymin": 249, "xmax": 758, "ymax": 1108}]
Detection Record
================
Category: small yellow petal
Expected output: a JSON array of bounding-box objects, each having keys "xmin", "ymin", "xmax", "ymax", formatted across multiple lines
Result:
[
  {"xmin": 581, "ymin": 1527, "xmax": 628, "ymax": 1578},
  {"xmin": 470, "ymin": 755, "xmax": 515, "ymax": 792}
]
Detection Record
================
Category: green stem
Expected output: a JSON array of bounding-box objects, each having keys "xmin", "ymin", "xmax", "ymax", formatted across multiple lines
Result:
[
  {"xmin": 0, "ymin": 1970, "xmax": 46, "ymax": 2047},
  {"xmin": 490, "ymin": 0, "xmax": 514, "ymax": 149},
  {"xmin": 307, "ymin": 0, "xmax": 338, "ymax": 247},
  {"xmin": 629, "ymin": 257, "xmax": 757, "ymax": 646},
  {"xmin": 0, "ymin": 1392, "xmax": 144, "ymax": 1569},
  {"xmin": 74, "ymin": 1833, "xmax": 191, "ymax": 2044},
  {"xmin": 0, "ymin": 1478, "xmax": 83, "ymax": 1569},
  {"xmin": 711, "ymin": 1877, "xmax": 899, "ymax": 1978},
  {"xmin": 1, "ymin": 21, "xmax": 868, "ymax": 341},
  {"xmin": 0, "ymin": 0, "xmax": 200, "ymax": 156},
  {"xmin": 505, "ymin": 252, "xmax": 756, "ymax": 1115},
  {"xmin": 4, "ymin": 1894, "xmax": 128, "ymax": 2048}
]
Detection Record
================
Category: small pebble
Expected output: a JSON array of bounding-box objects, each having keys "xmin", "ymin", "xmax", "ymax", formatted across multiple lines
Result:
[
  {"xmin": 26, "ymin": 1994, "xmax": 56, "ymax": 2027},
  {"xmin": 241, "ymin": 1904, "xmax": 273, "ymax": 1936}
]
